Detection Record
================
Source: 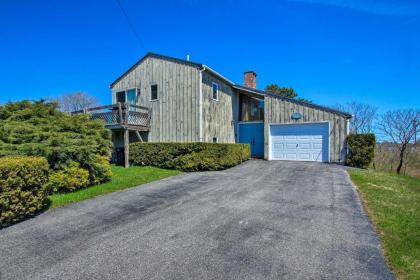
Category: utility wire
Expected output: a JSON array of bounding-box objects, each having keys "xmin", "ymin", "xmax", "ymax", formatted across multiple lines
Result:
[{"xmin": 115, "ymin": 0, "xmax": 147, "ymax": 51}]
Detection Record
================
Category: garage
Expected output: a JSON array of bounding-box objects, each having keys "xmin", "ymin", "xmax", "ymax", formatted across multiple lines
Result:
[{"xmin": 269, "ymin": 122, "xmax": 329, "ymax": 162}]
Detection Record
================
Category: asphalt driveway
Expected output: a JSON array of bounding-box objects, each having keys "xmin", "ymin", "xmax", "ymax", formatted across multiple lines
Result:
[{"xmin": 0, "ymin": 160, "xmax": 393, "ymax": 280}]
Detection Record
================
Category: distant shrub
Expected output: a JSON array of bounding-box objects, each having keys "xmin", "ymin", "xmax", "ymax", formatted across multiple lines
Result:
[
  {"xmin": 130, "ymin": 142, "xmax": 250, "ymax": 171},
  {"xmin": 0, "ymin": 156, "xmax": 50, "ymax": 227},
  {"xmin": 346, "ymin": 133, "xmax": 376, "ymax": 168},
  {"xmin": 48, "ymin": 162, "xmax": 89, "ymax": 193}
]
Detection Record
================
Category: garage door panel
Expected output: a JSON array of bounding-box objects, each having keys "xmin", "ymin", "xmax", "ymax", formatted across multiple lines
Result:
[
  {"xmin": 285, "ymin": 153, "xmax": 297, "ymax": 160},
  {"xmin": 272, "ymin": 152, "xmax": 285, "ymax": 159},
  {"xmin": 286, "ymin": 143, "xmax": 297, "ymax": 149},
  {"xmin": 284, "ymin": 135, "xmax": 297, "ymax": 140},
  {"xmin": 273, "ymin": 143, "xmax": 284, "ymax": 150},
  {"xmin": 313, "ymin": 143, "xmax": 322, "ymax": 149},
  {"xmin": 270, "ymin": 123, "xmax": 329, "ymax": 162},
  {"xmin": 313, "ymin": 153, "xmax": 322, "ymax": 160},
  {"xmin": 299, "ymin": 153, "xmax": 311, "ymax": 160},
  {"xmin": 299, "ymin": 143, "xmax": 311, "ymax": 149}
]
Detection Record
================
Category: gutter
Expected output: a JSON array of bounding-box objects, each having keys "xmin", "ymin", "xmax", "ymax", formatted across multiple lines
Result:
[
  {"xmin": 202, "ymin": 65, "xmax": 235, "ymax": 86},
  {"xmin": 232, "ymin": 85, "xmax": 266, "ymax": 98}
]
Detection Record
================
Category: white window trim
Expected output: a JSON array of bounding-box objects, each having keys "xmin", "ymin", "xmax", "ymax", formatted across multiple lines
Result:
[
  {"xmin": 150, "ymin": 84, "xmax": 159, "ymax": 102},
  {"xmin": 212, "ymin": 82, "xmax": 219, "ymax": 101}
]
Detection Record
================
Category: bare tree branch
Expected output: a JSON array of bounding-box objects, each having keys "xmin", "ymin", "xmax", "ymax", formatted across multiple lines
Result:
[
  {"xmin": 377, "ymin": 108, "xmax": 420, "ymax": 174},
  {"xmin": 54, "ymin": 92, "xmax": 100, "ymax": 113},
  {"xmin": 336, "ymin": 101, "xmax": 377, "ymax": 133}
]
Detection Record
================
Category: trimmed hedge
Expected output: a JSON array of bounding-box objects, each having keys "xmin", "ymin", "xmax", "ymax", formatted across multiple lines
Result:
[
  {"xmin": 346, "ymin": 133, "xmax": 376, "ymax": 168},
  {"xmin": 130, "ymin": 142, "xmax": 250, "ymax": 171},
  {"xmin": 0, "ymin": 156, "xmax": 50, "ymax": 227}
]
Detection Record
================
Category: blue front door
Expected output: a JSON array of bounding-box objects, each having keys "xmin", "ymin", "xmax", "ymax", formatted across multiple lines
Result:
[{"xmin": 238, "ymin": 122, "xmax": 264, "ymax": 157}]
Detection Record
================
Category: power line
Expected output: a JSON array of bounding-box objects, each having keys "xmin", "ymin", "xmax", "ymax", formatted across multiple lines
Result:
[{"xmin": 115, "ymin": 0, "xmax": 146, "ymax": 51}]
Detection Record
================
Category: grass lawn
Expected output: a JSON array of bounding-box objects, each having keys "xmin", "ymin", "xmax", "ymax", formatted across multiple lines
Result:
[
  {"xmin": 49, "ymin": 165, "xmax": 181, "ymax": 208},
  {"xmin": 348, "ymin": 169, "xmax": 420, "ymax": 280}
]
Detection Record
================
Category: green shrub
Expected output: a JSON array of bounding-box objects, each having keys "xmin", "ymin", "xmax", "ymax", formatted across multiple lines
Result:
[
  {"xmin": 48, "ymin": 162, "xmax": 90, "ymax": 193},
  {"xmin": 130, "ymin": 142, "xmax": 250, "ymax": 171},
  {"xmin": 130, "ymin": 143, "xmax": 204, "ymax": 168},
  {"xmin": 0, "ymin": 100, "xmax": 112, "ymax": 183},
  {"xmin": 346, "ymin": 133, "xmax": 376, "ymax": 168},
  {"xmin": 0, "ymin": 156, "xmax": 50, "ymax": 227},
  {"xmin": 85, "ymin": 155, "xmax": 112, "ymax": 185}
]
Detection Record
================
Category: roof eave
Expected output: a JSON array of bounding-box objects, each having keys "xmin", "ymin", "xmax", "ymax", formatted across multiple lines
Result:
[
  {"xmin": 233, "ymin": 85, "xmax": 351, "ymax": 118},
  {"xmin": 202, "ymin": 65, "xmax": 235, "ymax": 86},
  {"xmin": 265, "ymin": 91, "xmax": 352, "ymax": 118},
  {"xmin": 232, "ymin": 85, "xmax": 266, "ymax": 97}
]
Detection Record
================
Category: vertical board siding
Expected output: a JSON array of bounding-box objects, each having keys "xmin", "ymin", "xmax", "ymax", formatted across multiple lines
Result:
[
  {"xmin": 111, "ymin": 56, "xmax": 347, "ymax": 161},
  {"xmin": 201, "ymin": 72, "xmax": 238, "ymax": 143},
  {"xmin": 111, "ymin": 57, "xmax": 200, "ymax": 142},
  {"xmin": 264, "ymin": 95, "xmax": 348, "ymax": 163}
]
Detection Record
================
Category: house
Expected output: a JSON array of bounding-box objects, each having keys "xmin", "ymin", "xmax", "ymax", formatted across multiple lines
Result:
[{"xmin": 99, "ymin": 52, "xmax": 351, "ymax": 166}]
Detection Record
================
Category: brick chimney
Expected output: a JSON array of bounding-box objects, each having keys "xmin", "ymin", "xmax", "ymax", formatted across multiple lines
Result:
[{"xmin": 244, "ymin": 71, "xmax": 257, "ymax": 89}]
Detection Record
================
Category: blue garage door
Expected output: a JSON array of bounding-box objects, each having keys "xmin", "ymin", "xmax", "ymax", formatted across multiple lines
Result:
[
  {"xmin": 269, "ymin": 122, "xmax": 329, "ymax": 162},
  {"xmin": 238, "ymin": 122, "xmax": 264, "ymax": 157}
]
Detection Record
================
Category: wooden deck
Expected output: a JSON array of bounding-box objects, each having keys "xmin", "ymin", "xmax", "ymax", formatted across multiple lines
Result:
[
  {"xmin": 72, "ymin": 102, "xmax": 151, "ymax": 168},
  {"xmin": 72, "ymin": 103, "xmax": 151, "ymax": 130}
]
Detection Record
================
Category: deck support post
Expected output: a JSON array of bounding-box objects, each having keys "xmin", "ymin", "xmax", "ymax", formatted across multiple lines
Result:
[
  {"xmin": 118, "ymin": 102, "xmax": 123, "ymax": 124},
  {"xmin": 70, "ymin": 102, "xmax": 151, "ymax": 167},
  {"xmin": 123, "ymin": 128, "xmax": 129, "ymax": 168}
]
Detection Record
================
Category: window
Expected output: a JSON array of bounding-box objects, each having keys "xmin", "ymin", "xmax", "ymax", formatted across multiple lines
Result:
[
  {"xmin": 239, "ymin": 94, "xmax": 264, "ymax": 122},
  {"xmin": 250, "ymin": 102, "xmax": 256, "ymax": 116},
  {"xmin": 126, "ymin": 89, "xmax": 137, "ymax": 105},
  {"xmin": 212, "ymin": 82, "xmax": 219, "ymax": 101},
  {"xmin": 150, "ymin": 84, "xmax": 158, "ymax": 101},
  {"xmin": 116, "ymin": 89, "xmax": 139, "ymax": 105},
  {"xmin": 212, "ymin": 137, "xmax": 218, "ymax": 143},
  {"xmin": 116, "ymin": 91, "xmax": 126, "ymax": 103}
]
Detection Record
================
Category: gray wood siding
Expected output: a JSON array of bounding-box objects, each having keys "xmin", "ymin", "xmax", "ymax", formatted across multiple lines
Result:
[
  {"xmin": 201, "ymin": 72, "xmax": 238, "ymax": 143},
  {"xmin": 264, "ymin": 95, "xmax": 348, "ymax": 162},
  {"xmin": 111, "ymin": 57, "xmax": 200, "ymax": 142}
]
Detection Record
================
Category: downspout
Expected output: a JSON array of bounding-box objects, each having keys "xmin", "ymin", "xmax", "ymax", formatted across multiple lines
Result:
[{"xmin": 199, "ymin": 67, "xmax": 205, "ymax": 142}]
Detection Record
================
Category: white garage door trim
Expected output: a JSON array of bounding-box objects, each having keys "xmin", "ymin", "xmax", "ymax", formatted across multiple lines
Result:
[{"xmin": 268, "ymin": 121, "xmax": 330, "ymax": 162}]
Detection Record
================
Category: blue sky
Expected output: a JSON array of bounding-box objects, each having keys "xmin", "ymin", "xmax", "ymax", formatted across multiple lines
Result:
[{"xmin": 0, "ymin": 0, "xmax": 419, "ymax": 112}]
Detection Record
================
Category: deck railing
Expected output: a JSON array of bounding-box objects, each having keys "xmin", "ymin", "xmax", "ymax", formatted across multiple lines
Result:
[{"xmin": 72, "ymin": 103, "xmax": 151, "ymax": 128}]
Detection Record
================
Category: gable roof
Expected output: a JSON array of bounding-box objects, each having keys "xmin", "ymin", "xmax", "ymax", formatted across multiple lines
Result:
[
  {"xmin": 110, "ymin": 52, "xmax": 351, "ymax": 118},
  {"xmin": 110, "ymin": 52, "xmax": 203, "ymax": 88}
]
